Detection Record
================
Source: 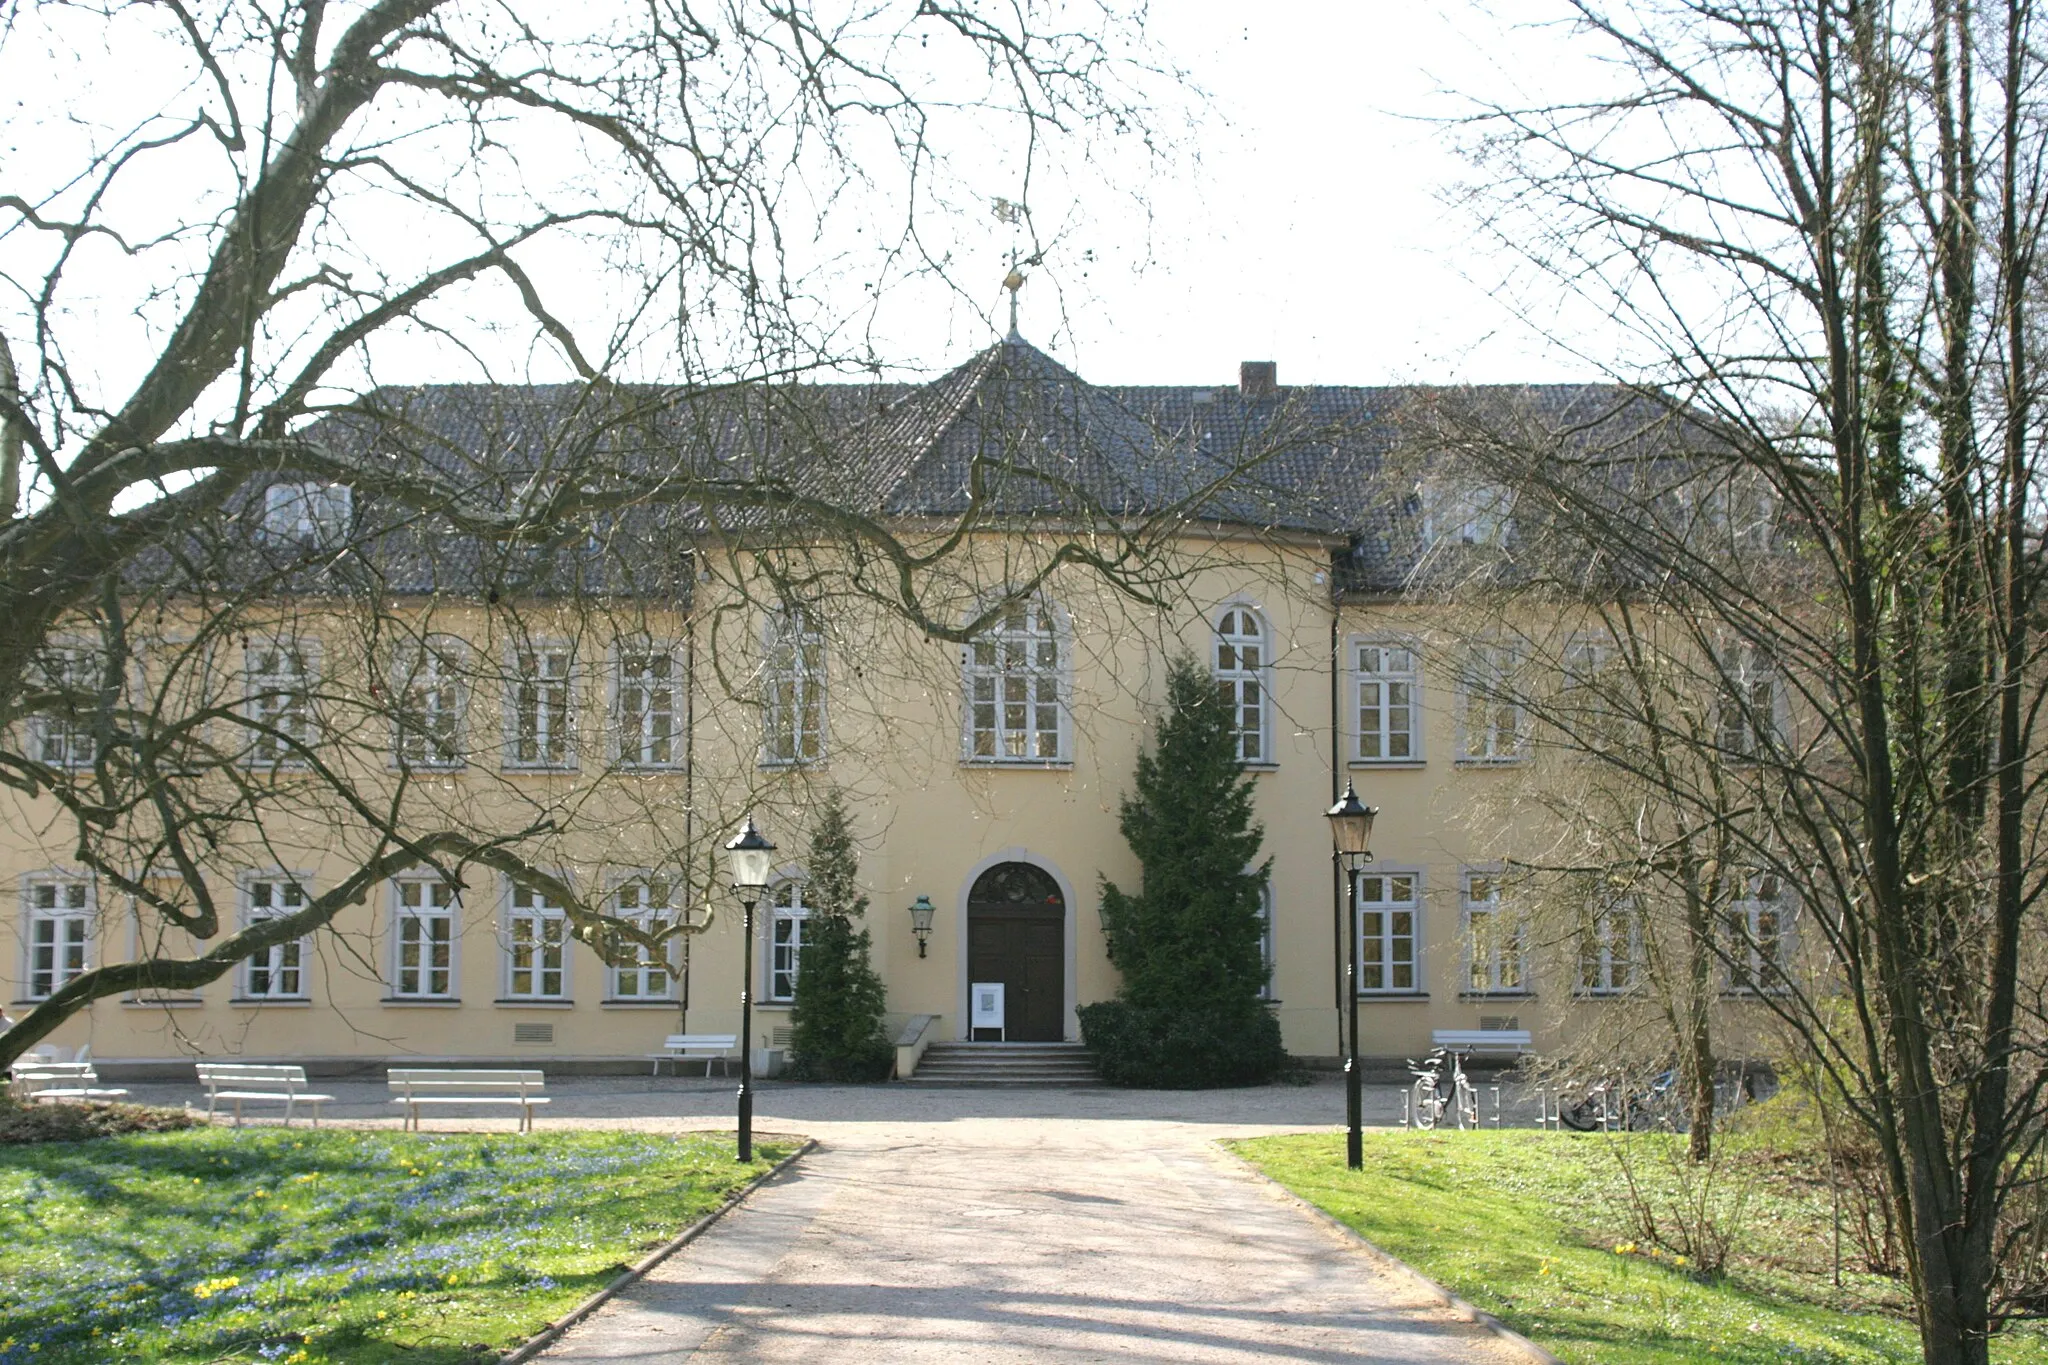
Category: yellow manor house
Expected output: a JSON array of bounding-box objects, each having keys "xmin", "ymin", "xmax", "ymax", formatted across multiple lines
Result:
[{"xmin": 3, "ymin": 336, "xmax": 1727, "ymax": 1075}]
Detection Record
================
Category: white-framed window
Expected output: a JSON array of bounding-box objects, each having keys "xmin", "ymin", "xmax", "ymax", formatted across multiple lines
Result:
[
  {"xmin": 762, "ymin": 609, "xmax": 825, "ymax": 766},
  {"xmin": 392, "ymin": 638, "xmax": 466, "ymax": 769},
  {"xmin": 1357, "ymin": 870, "xmax": 1421, "ymax": 994},
  {"xmin": 1715, "ymin": 641, "xmax": 1780, "ymax": 761},
  {"xmin": 242, "ymin": 876, "xmax": 311, "ymax": 1000},
  {"xmin": 505, "ymin": 883, "xmax": 569, "ymax": 1000},
  {"xmin": 1214, "ymin": 607, "xmax": 1270, "ymax": 764},
  {"xmin": 964, "ymin": 600, "xmax": 1067, "ymax": 763},
  {"xmin": 244, "ymin": 639, "xmax": 316, "ymax": 766},
  {"xmin": 608, "ymin": 875, "xmax": 679, "ymax": 999},
  {"xmin": 767, "ymin": 879, "xmax": 811, "ymax": 1002},
  {"xmin": 1354, "ymin": 641, "xmax": 1420, "ymax": 762},
  {"xmin": 615, "ymin": 643, "xmax": 681, "ymax": 769},
  {"xmin": 391, "ymin": 875, "xmax": 457, "ymax": 999},
  {"xmin": 1727, "ymin": 873, "xmax": 1792, "ymax": 994},
  {"xmin": 24, "ymin": 877, "xmax": 92, "ymax": 999},
  {"xmin": 505, "ymin": 644, "xmax": 575, "ymax": 769},
  {"xmin": 1462, "ymin": 871, "xmax": 1528, "ymax": 995},
  {"xmin": 1577, "ymin": 901, "xmax": 1639, "ymax": 996},
  {"xmin": 27, "ymin": 645, "xmax": 99, "ymax": 769},
  {"xmin": 263, "ymin": 482, "xmax": 353, "ymax": 545},
  {"xmin": 1457, "ymin": 642, "xmax": 1525, "ymax": 763},
  {"xmin": 1424, "ymin": 478, "xmax": 1514, "ymax": 548}
]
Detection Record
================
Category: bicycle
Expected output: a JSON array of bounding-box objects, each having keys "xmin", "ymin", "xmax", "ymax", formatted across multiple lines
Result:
[{"xmin": 1408, "ymin": 1046, "xmax": 1478, "ymax": 1129}]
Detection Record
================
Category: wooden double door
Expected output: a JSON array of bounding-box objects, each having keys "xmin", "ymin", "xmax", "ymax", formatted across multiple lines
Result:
[{"xmin": 966, "ymin": 862, "xmax": 1066, "ymax": 1042}]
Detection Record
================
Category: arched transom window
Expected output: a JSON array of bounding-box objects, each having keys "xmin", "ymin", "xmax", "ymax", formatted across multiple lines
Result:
[
  {"xmin": 1214, "ymin": 607, "xmax": 1268, "ymax": 764},
  {"xmin": 964, "ymin": 601, "xmax": 1066, "ymax": 762}
]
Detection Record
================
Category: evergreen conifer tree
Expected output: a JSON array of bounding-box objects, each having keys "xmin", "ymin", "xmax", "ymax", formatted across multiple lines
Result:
[
  {"xmin": 1081, "ymin": 654, "xmax": 1286, "ymax": 1087},
  {"xmin": 788, "ymin": 789, "xmax": 893, "ymax": 1081}
]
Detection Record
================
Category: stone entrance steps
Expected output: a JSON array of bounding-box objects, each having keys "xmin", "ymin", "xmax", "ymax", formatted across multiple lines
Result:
[{"xmin": 905, "ymin": 1042, "xmax": 1102, "ymax": 1087}]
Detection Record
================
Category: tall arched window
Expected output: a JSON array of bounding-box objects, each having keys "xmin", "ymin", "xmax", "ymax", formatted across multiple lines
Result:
[
  {"xmin": 963, "ymin": 600, "xmax": 1066, "ymax": 762},
  {"xmin": 768, "ymin": 879, "xmax": 811, "ymax": 1002},
  {"xmin": 1214, "ymin": 607, "xmax": 1269, "ymax": 764}
]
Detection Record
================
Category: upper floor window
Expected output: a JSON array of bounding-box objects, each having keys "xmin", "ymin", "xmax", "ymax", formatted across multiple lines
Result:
[
  {"xmin": 1355, "ymin": 642, "xmax": 1419, "ymax": 763},
  {"xmin": 505, "ymin": 644, "xmax": 574, "ymax": 769},
  {"xmin": 1727, "ymin": 873, "xmax": 1792, "ymax": 994},
  {"xmin": 609, "ymin": 875, "xmax": 679, "ymax": 1000},
  {"xmin": 1463, "ymin": 872, "xmax": 1528, "ymax": 996},
  {"xmin": 1214, "ymin": 607, "xmax": 1269, "ymax": 764},
  {"xmin": 505, "ymin": 883, "xmax": 569, "ymax": 1000},
  {"xmin": 1715, "ymin": 641, "xmax": 1780, "ymax": 761},
  {"xmin": 1424, "ymin": 479, "xmax": 1514, "ymax": 548},
  {"xmin": 768, "ymin": 879, "xmax": 811, "ymax": 1002},
  {"xmin": 243, "ymin": 876, "xmax": 311, "ymax": 1000},
  {"xmin": 763, "ymin": 609, "xmax": 825, "ymax": 766},
  {"xmin": 391, "ymin": 875, "xmax": 457, "ymax": 999},
  {"xmin": 1577, "ymin": 901, "xmax": 1639, "ymax": 996},
  {"xmin": 1457, "ymin": 642, "xmax": 1526, "ymax": 763},
  {"xmin": 615, "ymin": 644, "xmax": 681, "ymax": 769},
  {"xmin": 24, "ymin": 877, "xmax": 92, "ymax": 999},
  {"xmin": 392, "ymin": 638, "xmax": 466, "ymax": 769},
  {"xmin": 963, "ymin": 601, "xmax": 1066, "ymax": 763},
  {"xmin": 1357, "ymin": 870, "xmax": 1420, "ymax": 994},
  {"xmin": 244, "ymin": 640, "xmax": 316, "ymax": 767},
  {"xmin": 263, "ymin": 482, "xmax": 353, "ymax": 546},
  {"xmin": 27, "ymin": 645, "xmax": 99, "ymax": 769}
]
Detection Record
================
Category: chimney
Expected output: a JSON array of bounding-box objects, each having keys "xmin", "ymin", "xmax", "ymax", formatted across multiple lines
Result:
[{"xmin": 1239, "ymin": 360, "xmax": 1278, "ymax": 399}]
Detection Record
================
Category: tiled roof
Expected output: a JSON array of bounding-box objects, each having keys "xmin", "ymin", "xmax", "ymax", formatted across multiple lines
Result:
[{"xmin": 230, "ymin": 337, "xmax": 1688, "ymax": 596}]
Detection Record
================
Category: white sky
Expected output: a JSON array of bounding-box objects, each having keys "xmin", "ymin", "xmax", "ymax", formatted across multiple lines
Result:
[{"xmin": 955, "ymin": 1, "xmax": 1605, "ymax": 389}]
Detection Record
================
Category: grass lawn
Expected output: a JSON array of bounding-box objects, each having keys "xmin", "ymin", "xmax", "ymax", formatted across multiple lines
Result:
[
  {"xmin": 0, "ymin": 1126, "xmax": 791, "ymax": 1364},
  {"xmin": 1233, "ymin": 1125, "xmax": 2048, "ymax": 1365}
]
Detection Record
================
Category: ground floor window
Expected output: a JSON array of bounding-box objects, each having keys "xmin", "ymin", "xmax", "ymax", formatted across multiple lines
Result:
[
  {"xmin": 1357, "ymin": 871, "xmax": 1418, "ymax": 993},
  {"xmin": 244, "ymin": 877, "xmax": 310, "ymax": 998},
  {"xmin": 506, "ymin": 884, "xmax": 568, "ymax": 999},
  {"xmin": 26, "ymin": 878, "xmax": 92, "ymax": 999},
  {"xmin": 609, "ymin": 876, "xmax": 677, "ymax": 999},
  {"xmin": 769, "ymin": 880, "xmax": 810, "ymax": 1002},
  {"xmin": 1463, "ymin": 872, "xmax": 1528, "ymax": 995},
  {"xmin": 392, "ymin": 877, "xmax": 456, "ymax": 998}
]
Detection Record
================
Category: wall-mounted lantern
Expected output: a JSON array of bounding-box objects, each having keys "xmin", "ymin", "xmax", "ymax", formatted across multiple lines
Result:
[{"xmin": 908, "ymin": 894, "xmax": 936, "ymax": 958}]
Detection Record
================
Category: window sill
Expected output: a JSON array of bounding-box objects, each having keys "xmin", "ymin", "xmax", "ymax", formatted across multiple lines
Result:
[
  {"xmin": 1357, "ymin": 992, "xmax": 1430, "ymax": 1002},
  {"xmin": 122, "ymin": 996, "xmax": 205, "ymax": 1009},
  {"xmin": 494, "ymin": 998, "xmax": 575, "ymax": 1009},
  {"xmin": 1458, "ymin": 992, "xmax": 1536, "ymax": 1002},
  {"xmin": 600, "ymin": 998, "xmax": 680, "ymax": 1009},
  {"xmin": 1350, "ymin": 759, "xmax": 1426, "ymax": 770},
  {"xmin": 1241, "ymin": 762, "xmax": 1280, "ymax": 773},
  {"xmin": 388, "ymin": 761, "xmax": 468, "ymax": 775},
  {"xmin": 614, "ymin": 763, "xmax": 687, "ymax": 775},
  {"xmin": 757, "ymin": 759, "xmax": 826, "ymax": 771},
  {"xmin": 959, "ymin": 759, "xmax": 1075, "ymax": 771},
  {"xmin": 756, "ymin": 1001, "xmax": 794, "ymax": 1011},
  {"xmin": 382, "ymin": 997, "xmax": 462, "ymax": 1008},
  {"xmin": 229, "ymin": 997, "xmax": 312, "ymax": 1008},
  {"xmin": 1454, "ymin": 758, "xmax": 1526, "ymax": 769},
  {"xmin": 501, "ymin": 764, "xmax": 580, "ymax": 775}
]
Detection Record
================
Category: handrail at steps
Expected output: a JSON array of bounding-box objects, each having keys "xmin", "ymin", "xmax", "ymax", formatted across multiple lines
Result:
[{"xmin": 893, "ymin": 1014, "xmax": 941, "ymax": 1080}]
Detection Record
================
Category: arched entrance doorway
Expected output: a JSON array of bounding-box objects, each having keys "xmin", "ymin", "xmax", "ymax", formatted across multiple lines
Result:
[{"xmin": 967, "ymin": 862, "xmax": 1066, "ymax": 1041}]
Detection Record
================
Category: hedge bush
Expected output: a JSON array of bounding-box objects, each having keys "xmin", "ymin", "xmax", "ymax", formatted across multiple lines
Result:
[{"xmin": 1078, "ymin": 1000, "xmax": 1287, "ymax": 1089}]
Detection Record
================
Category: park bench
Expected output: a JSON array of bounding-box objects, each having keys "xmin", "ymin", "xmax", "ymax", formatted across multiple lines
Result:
[
  {"xmin": 647, "ymin": 1033, "xmax": 737, "ymax": 1077},
  {"xmin": 387, "ymin": 1068, "xmax": 549, "ymax": 1132},
  {"xmin": 194, "ymin": 1063, "xmax": 334, "ymax": 1128},
  {"xmin": 1431, "ymin": 1028, "xmax": 1534, "ymax": 1058},
  {"xmin": 9, "ymin": 1059, "xmax": 130, "ymax": 1104}
]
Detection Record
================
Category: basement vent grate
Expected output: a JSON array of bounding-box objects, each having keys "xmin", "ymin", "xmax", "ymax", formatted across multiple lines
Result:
[
  {"xmin": 513, "ymin": 1023, "xmax": 555, "ymax": 1045},
  {"xmin": 1479, "ymin": 1016, "xmax": 1520, "ymax": 1032}
]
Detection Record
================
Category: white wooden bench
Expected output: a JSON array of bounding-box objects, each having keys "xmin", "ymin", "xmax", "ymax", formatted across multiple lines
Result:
[
  {"xmin": 648, "ymin": 1034, "xmax": 737, "ymax": 1077},
  {"xmin": 1432, "ymin": 1028, "xmax": 1534, "ymax": 1058},
  {"xmin": 9, "ymin": 1060, "xmax": 130, "ymax": 1104},
  {"xmin": 195, "ymin": 1063, "xmax": 334, "ymax": 1128},
  {"xmin": 388, "ymin": 1068, "xmax": 549, "ymax": 1132}
]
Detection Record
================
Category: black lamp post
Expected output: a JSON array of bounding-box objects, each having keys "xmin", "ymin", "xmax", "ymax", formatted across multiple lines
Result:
[
  {"xmin": 724, "ymin": 815, "xmax": 775, "ymax": 1163},
  {"xmin": 1326, "ymin": 780, "xmax": 1377, "ymax": 1170},
  {"xmin": 908, "ymin": 895, "xmax": 936, "ymax": 958}
]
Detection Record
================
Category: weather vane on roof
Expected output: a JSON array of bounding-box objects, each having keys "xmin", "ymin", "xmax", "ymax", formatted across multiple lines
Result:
[{"xmin": 994, "ymin": 196, "xmax": 1028, "ymax": 342}]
